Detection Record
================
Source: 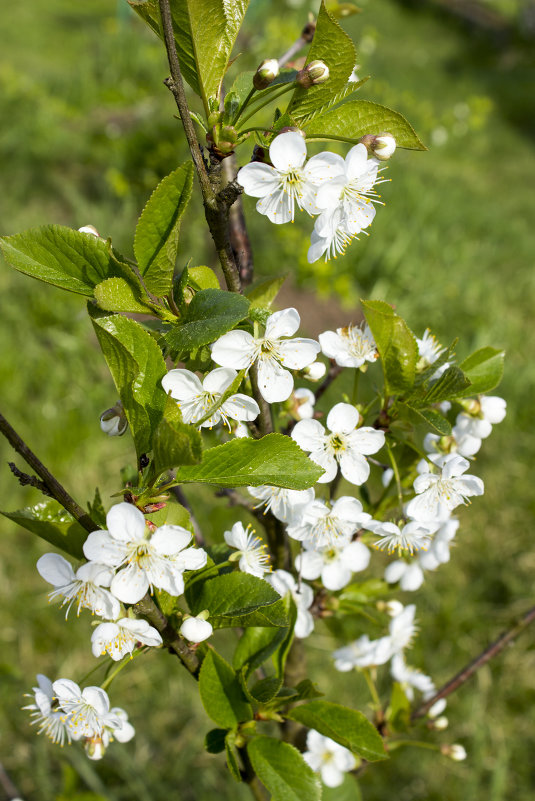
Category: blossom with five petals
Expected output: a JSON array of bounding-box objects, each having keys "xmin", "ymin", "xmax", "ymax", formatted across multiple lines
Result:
[
  {"xmin": 91, "ymin": 618, "xmax": 162, "ymax": 661},
  {"xmin": 211, "ymin": 308, "xmax": 320, "ymax": 403},
  {"xmin": 52, "ymin": 679, "xmax": 119, "ymax": 739},
  {"xmin": 296, "ymin": 539, "xmax": 371, "ymax": 590},
  {"xmin": 292, "ymin": 402, "xmax": 385, "ymax": 484},
  {"xmin": 36, "ymin": 553, "xmax": 120, "ymax": 620},
  {"xmin": 303, "ymin": 730, "xmax": 356, "ymax": 787},
  {"xmin": 287, "ymin": 496, "xmax": 370, "ymax": 547},
  {"xmin": 406, "ymin": 454, "xmax": 484, "ymax": 522},
  {"xmin": 319, "ymin": 322, "xmax": 378, "ymax": 368}
]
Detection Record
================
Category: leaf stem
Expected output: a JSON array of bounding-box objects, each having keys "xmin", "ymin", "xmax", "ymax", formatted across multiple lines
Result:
[
  {"xmin": 233, "ymin": 86, "xmax": 257, "ymax": 124},
  {"xmin": 238, "ymin": 84, "xmax": 296, "ymax": 128},
  {"xmin": 132, "ymin": 593, "xmax": 200, "ymax": 676},
  {"xmin": 100, "ymin": 648, "xmax": 146, "ymax": 692}
]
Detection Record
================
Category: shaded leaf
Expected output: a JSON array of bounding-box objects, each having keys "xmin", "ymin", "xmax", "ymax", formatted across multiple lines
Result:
[
  {"xmin": 362, "ymin": 299, "xmax": 418, "ymax": 394},
  {"xmin": 199, "ymin": 649, "xmax": 252, "ymax": 729},
  {"xmin": 204, "ymin": 728, "xmax": 228, "ymax": 754},
  {"xmin": 247, "ymin": 736, "xmax": 321, "ymax": 801},
  {"xmin": 397, "ymin": 403, "xmax": 452, "ymax": 436},
  {"xmin": 1, "ymin": 500, "xmax": 87, "ymax": 559},
  {"xmin": 152, "ymin": 397, "xmax": 203, "ymax": 475}
]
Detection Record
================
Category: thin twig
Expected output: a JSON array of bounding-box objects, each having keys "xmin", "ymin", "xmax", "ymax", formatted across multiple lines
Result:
[
  {"xmin": 412, "ymin": 603, "xmax": 535, "ymax": 719},
  {"xmin": 8, "ymin": 462, "xmax": 51, "ymax": 497},
  {"xmin": 0, "ymin": 411, "xmax": 97, "ymax": 533},
  {"xmin": 278, "ymin": 18, "xmax": 316, "ymax": 68},
  {"xmin": 223, "ymin": 155, "xmax": 254, "ymax": 287},
  {"xmin": 132, "ymin": 594, "xmax": 200, "ymax": 676}
]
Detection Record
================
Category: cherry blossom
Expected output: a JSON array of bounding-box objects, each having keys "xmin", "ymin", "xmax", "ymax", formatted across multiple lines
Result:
[
  {"xmin": 247, "ymin": 485, "xmax": 315, "ymax": 524},
  {"xmin": 180, "ymin": 615, "xmax": 213, "ymax": 643},
  {"xmin": 211, "ymin": 308, "xmax": 320, "ymax": 403},
  {"xmin": 91, "ymin": 618, "xmax": 162, "ymax": 661},
  {"xmin": 36, "ymin": 553, "xmax": 120, "ymax": 620},
  {"xmin": 23, "ymin": 674, "xmax": 72, "ymax": 746},
  {"xmin": 406, "ymin": 454, "xmax": 484, "ymax": 522},
  {"xmin": 52, "ymin": 679, "xmax": 118, "ymax": 739},
  {"xmin": 296, "ymin": 539, "xmax": 371, "ymax": 590},
  {"xmin": 293, "ymin": 387, "xmax": 316, "ymax": 420},
  {"xmin": 303, "ymin": 730, "xmax": 356, "ymax": 787},
  {"xmin": 292, "ymin": 402, "xmax": 385, "ymax": 485},
  {"xmin": 364, "ymin": 519, "xmax": 438, "ymax": 555},
  {"xmin": 224, "ymin": 522, "xmax": 271, "ymax": 578},
  {"xmin": 390, "ymin": 654, "xmax": 435, "ymax": 701},
  {"xmin": 319, "ymin": 322, "xmax": 378, "ymax": 368},
  {"xmin": 268, "ymin": 569, "xmax": 314, "ymax": 638},
  {"xmin": 287, "ymin": 496, "xmax": 371, "ymax": 547}
]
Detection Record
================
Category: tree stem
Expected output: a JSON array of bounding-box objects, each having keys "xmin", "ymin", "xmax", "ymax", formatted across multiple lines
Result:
[{"xmin": 132, "ymin": 594, "xmax": 200, "ymax": 676}]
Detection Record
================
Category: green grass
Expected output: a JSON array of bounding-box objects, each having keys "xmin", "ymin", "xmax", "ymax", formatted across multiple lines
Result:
[{"xmin": 0, "ymin": 1, "xmax": 534, "ymax": 799}]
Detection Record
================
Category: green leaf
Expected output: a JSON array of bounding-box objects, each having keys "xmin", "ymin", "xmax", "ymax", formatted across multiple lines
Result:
[
  {"xmin": 419, "ymin": 365, "xmax": 471, "ymax": 404},
  {"xmin": 134, "ymin": 162, "xmax": 194, "ymax": 297},
  {"xmin": 397, "ymin": 403, "xmax": 452, "ymax": 436},
  {"xmin": 185, "ymin": 265, "xmax": 220, "ymax": 291},
  {"xmin": 338, "ymin": 578, "xmax": 388, "ymax": 605},
  {"xmin": 288, "ymin": 2, "xmax": 356, "ymax": 123},
  {"xmin": 233, "ymin": 627, "xmax": 288, "ymax": 675},
  {"xmin": 0, "ymin": 225, "xmax": 139, "ymax": 297},
  {"xmin": 90, "ymin": 309, "xmax": 167, "ymax": 457},
  {"xmin": 164, "ymin": 289, "xmax": 250, "ymax": 357},
  {"xmin": 186, "ymin": 572, "xmax": 285, "ymax": 625},
  {"xmin": 247, "ymin": 676, "xmax": 283, "ymax": 704},
  {"xmin": 362, "ymin": 299, "xmax": 418, "ymax": 395},
  {"xmin": 87, "ymin": 488, "xmax": 107, "ymax": 529},
  {"xmin": 129, "ymin": 0, "xmax": 249, "ymax": 113},
  {"xmin": 247, "ymin": 736, "xmax": 321, "ymax": 801},
  {"xmin": 457, "ymin": 347, "xmax": 505, "ymax": 397},
  {"xmin": 225, "ymin": 731, "xmax": 243, "ymax": 782},
  {"xmin": 246, "ymin": 275, "xmax": 287, "ymax": 310},
  {"xmin": 219, "ymin": 599, "xmax": 289, "ymax": 629},
  {"xmin": 204, "ymin": 728, "xmax": 228, "ymax": 754},
  {"xmin": 152, "ymin": 397, "xmax": 203, "ymax": 475},
  {"xmin": 1, "ymin": 500, "xmax": 87, "ymax": 559},
  {"xmin": 294, "ymin": 679, "xmax": 324, "ymax": 700},
  {"xmin": 175, "ymin": 433, "xmax": 324, "ymax": 489},
  {"xmin": 387, "ymin": 682, "xmax": 411, "ymax": 733},
  {"xmin": 93, "ymin": 277, "xmax": 154, "ymax": 314},
  {"xmin": 199, "ymin": 649, "xmax": 252, "ymax": 729},
  {"xmin": 304, "ymin": 100, "xmax": 426, "ymax": 150},
  {"xmin": 286, "ymin": 700, "xmax": 387, "ymax": 761}
]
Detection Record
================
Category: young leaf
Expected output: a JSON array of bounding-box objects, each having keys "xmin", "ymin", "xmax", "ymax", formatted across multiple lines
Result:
[
  {"xmin": 233, "ymin": 626, "xmax": 288, "ymax": 676},
  {"xmin": 0, "ymin": 225, "xmax": 139, "ymax": 297},
  {"xmin": 286, "ymin": 700, "xmax": 388, "ymax": 761},
  {"xmin": 199, "ymin": 649, "xmax": 252, "ymax": 729},
  {"xmin": 420, "ymin": 365, "xmax": 472, "ymax": 404},
  {"xmin": 134, "ymin": 162, "xmax": 194, "ymax": 297},
  {"xmin": 247, "ymin": 736, "xmax": 321, "ymax": 801},
  {"xmin": 304, "ymin": 100, "xmax": 426, "ymax": 150},
  {"xmin": 1, "ymin": 500, "xmax": 87, "ymax": 559},
  {"xmin": 186, "ymin": 571, "xmax": 284, "ymax": 623},
  {"xmin": 397, "ymin": 403, "xmax": 452, "ymax": 436},
  {"xmin": 175, "ymin": 433, "xmax": 324, "ymax": 489},
  {"xmin": 246, "ymin": 275, "xmax": 287, "ymax": 310},
  {"xmin": 288, "ymin": 2, "xmax": 356, "ymax": 123},
  {"xmin": 246, "ymin": 676, "xmax": 283, "ymax": 705},
  {"xmin": 362, "ymin": 299, "xmax": 418, "ymax": 395},
  {"xmin": 164, "ymin": 289, "xmax": 250, "ymax": 356},
  {"xmin": 152, "ymin": 397, "xmax": 203, "ymax": 475},
  {"xmin": 90, "ymin": 309, "xmax": 167, "ymax": 457},
  {"xmin": 204, "ymin": 728, "xmax": 228, "ymax": 754},
  {"xmin": 185, "ymin": 265, "xmax": 220, "ymax": 291},
  {"xmin": 93, "ymin": 277, "xmax": 154, "ymax": 314},
  {"xmin": 457, "ymin": 347, "xmax": 505, "ymax": 397},
  {"xmin": 225, "ymin": 731, "xmax": 243, "ymax": 782}
]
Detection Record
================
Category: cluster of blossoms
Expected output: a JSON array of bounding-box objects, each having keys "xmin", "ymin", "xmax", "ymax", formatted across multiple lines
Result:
[{"xmin": 237, "ymin": 131, "xmax": 393, "ymax": 262}]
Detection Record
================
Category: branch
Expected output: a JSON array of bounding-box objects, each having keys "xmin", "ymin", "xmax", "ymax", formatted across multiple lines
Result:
[
  {"xmin": 8, "ymin": 461, "xmax": 51, "ymax": 497},
  {"xmin": 278, "ymin": 17, "xmax": 316, "ymax": 68},
  {"xmin": 132, "ymin": 594, "xmax": 200, "ymax": 676},
  {"xmin": 222, "ymin": 156, "xmax": 254, "ymax": 287},
  {"xmin": 0, "ymin": 410, "xmax": 97, "ymax": 533},
  {"xmin": 412, "ymin": 603, "xmax": 535, "ymax": 719},
  {"xmin": 314, "ymin": 362, "xmax": 343, "ymax": 403}
]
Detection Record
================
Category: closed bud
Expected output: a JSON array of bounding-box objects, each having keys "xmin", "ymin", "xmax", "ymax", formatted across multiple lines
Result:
[
  {"xmin": 180, "ymin": 615, "xmax": 213, "ymax": 643},
  {"xmin": 253, "ymin": 59, "xmax": 280, "ymax": 90},
  {"xmin": 85, "ymin": 736, "xmax": 106, "ymax": 760},
  {"xmin": 359, "ymin": 133, "xmax": 396, "ymax": 161},
  {"xmin": 100, "ymin": 402, "xmax": 128, "ymax": 437},
  {"xmin": 441, "ymin": 743, "xmax": 467, "ymax": 761},
  {"xmin": 433, "ymin": 716, "xmax": 449, "ymax": 731},
  {"xmin": 296, "ymin": 60, "xmax": 330, "ymax": 88},
  {"xmin": 302, "ymin": 361, "xmax": 327, "ymax": 381},
  {"xmin": 427, "ymin": 697, "xmax": 447, "ymax": 718}
]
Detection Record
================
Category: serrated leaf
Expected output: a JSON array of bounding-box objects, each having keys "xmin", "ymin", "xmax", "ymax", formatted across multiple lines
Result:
[
  {"xmin": 199, "ymin": 650, "xmax": 252, "ymax": 729},
  {"xmin": 362, "ymin": 300, "xmax": 418, "ymax": 395},
  {"xmin": 247, "ymin": 736, "xmax": 321, "ymax": 801},
  {"xmin": 457, "ymin": 347, "xmax": 505, "ymax": 397},
  {"xmin": 294, "ymin": 679, "xmax": 324, "ymax": 700},
  {"xmin": 175, "ymin": 433, "xmax": 323, "ymax": 489},
  {"xmin": 186, "ymin": 265, "xmax": 220, "ymax": 291},
  {"xmin": 217, "ymin": 599, "xmax": 289, "ymax": 629},
  {"xmin": 288, "ymin": 2, "xmax": 356, "ymax": 123},
  {"xmin": 0, "ymin": 225, "xmax": 139, "ymax": 296},
  {"xmin": 152, "ymin": 397, "xmax": 203, "ymax": 475},
  {"xmin": 129, "ymin": 0, "xmax": 249, "ymax": 113},
  {"xmin": 246, "ymin": 275, "xmax": 287, "ymax": 310},
  {"xmin": 94, "ymin": 277, "xmax": 154, "ymax": 314},
  {"xmin": 164, "ymin": 289, "xmax": 250, "ymax": 356},
  {"xmin": 186, "ymin": 571, "xmax": 284, "ymax": 622},
  {"xmin": 287, "ymin": 700, "xmax": 387, "ymax": 761},
  {"xmin": 233, "ymin": 627, "xmax": 288, "ymax": 675},
  {"xmin": 247, "ymin": 676, "xmax": 282, "ymax": 704},
  {"xmin": 304, "ymin": 100, "xmax": 426, "ymax": 150},
  {"xmin": 90, "ymin": 309, "xmax": 167, "ymax": 457},
  {"xmin": 420, "ymin": 365, "xmax": 471, "ymax": 404},
  {"xmin": 1, "ymin": 500, "xmax": 87, "ymax": 559},
  {"xmin": 397, "ymin": 403, "xmax": 452, "ymax": 436},
  {"xmin": 134, "ymin": 162, "xmax": 194, "ymax": 297}
]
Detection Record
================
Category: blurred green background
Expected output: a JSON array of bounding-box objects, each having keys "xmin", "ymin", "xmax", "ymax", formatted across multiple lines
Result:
[{"xmin": 0, "ymin": 0, "xmax": 534, "ymax": 799}]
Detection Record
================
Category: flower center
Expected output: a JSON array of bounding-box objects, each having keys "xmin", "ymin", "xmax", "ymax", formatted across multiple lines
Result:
[{"xmin": 328, "ymin": 433, "xmax": 347, "ymax": 453}]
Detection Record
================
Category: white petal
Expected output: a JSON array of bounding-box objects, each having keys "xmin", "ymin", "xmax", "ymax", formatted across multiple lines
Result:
[
  {"xmin": 345, "ymin": 143, "xmax": 370, "ymax": 180},
  {"xmin": 318, "ymin": 330, "xmax": 342, "ymax": 359},
  {"xmin": 330, "ymin": 496, "xmax": 365, "ymax": 523},
  {"xmin": 278, "ymin": 338, "xmax": 320, "ymax": 370},
  {"xmin": 151, "ymin": 525, "xmax": 192, "ymax": 556},
  {"xmin": 322, "ymin": 561, "xmax": 352, "ymax": 591},
  {"xmin": 110, "ymin": 564, "xmax": 149, "ymax": 604},
  {"xmin": 384, "ymin": 560, "xmax": 408, "ymax": 584},
  {"xmin": 292, "ymin": 419, "xmax": 326, "ymax": 453},
  {"xmin": 83, "ymin": 531, "xmax": 125, "ymax": 567},
  {"xmin": 211, "ymin": 330, "xmax": 256, "ymax": 369},
  {"xmin": 481, "ymin": 396, "xmax": 506, "ymax": 424},
  {"xmin": 400, "ymin": 563, "xmax": 425, "ymax": 591},
  {"xmin": 256, "ymin": 190, "xmax": 293, "ymax": 224},
  {"xmin": 149, "ymin": 564, "xmax": 184, "ymax": 596},
  {"xmin": 326, "ymin": 402, "xmax": 359, "ymax": 434},
  {"xmin": 161, "ymin": 369, "xmax": 203, "ymax": 400},
  {"xmin": 310, "ymin": 449, "xmax": 337, "ymax": 483},
  {"xmin": 269, "ymin": 132, "xmax": 306, "ymax": 171},
  {"xmin": 458, "ymin": 475, "xmax": 484, "ymax": 497},
  {"xmin": 295, "ymin": 608, "xmax": 314, "ymax": 638},
  {"xmin": 257, "ymin": 357, "xmax": 293, "ymax": 402},
  {"xmin": 202, "ymin": 367, "xmax": 236, "ymax": 394},
  {"xmin": 316, "ymin": 178, "xmax": 346, "ymax": 210},
  {"xmin": 296, "ymin": 550, "xmax": 324, "ymax": 580},
  {"xmin": 222, "ymin": 394, "xmax": 260, "ymax": 422},
  {"xmin": 339, "ymin": 450, "xmax": 370, "ymax": 485},
  {"xmin": 321, "ymin": 763, "xmax": 345, "ymax": 788},
  {"xmin": 265, "ymin": 308, "xmax": 301, "ymax": 339},
  {"xmin": 106, "ymin": 502, "xmax": 146, "ymax": 543},
  {"xmin": 177, "ymin": 546, "xmax": 208, "ymax": 571},
  {"xmin": 343, "ymin": 541, "xmax": 371, "ymax": 572},
  {"xmin": 307, "ymin": 231, "xmax": 328, "ymax": 264},
  {"xmin": 237, "ymin": 162, "xmax": 280, "ymax": 197},
  {"xmin": 348, "ymin": 427, "xmax": 385, "ymax": 455},
  {"xmin": 82, "ymin": 686, "xmax": 110, "ymax": 717},
  {"xmin": 37, "ymin": 553, "xmax": 75, "ymax": 587},
  {"xmin": 304, "ymin": 152, "xmax": 345, "ymax": 185},
  {"xmin": 180, "ymin": 617, "xmax": 213, "ymax": 643}
]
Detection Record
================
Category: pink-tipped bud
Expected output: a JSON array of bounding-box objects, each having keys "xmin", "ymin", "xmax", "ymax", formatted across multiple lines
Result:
[
  {"xmin": 253, "ymin": 59, "xmax": 280, "ymax": 90},
  {"xmin": 100, "ymin": 402, "xmax": 128, "ymax": 437},
  {"xmin": 359, "ymin": 133, "xmax": 396, "ymax": 161},
  {"xmin": 297, "ymin": 60, "xmax": 330, "ymax": 88}
]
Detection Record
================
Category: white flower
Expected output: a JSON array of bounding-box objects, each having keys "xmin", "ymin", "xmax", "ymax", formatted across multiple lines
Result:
[
  {"xmin": 387, "ymin": 603, "xmax": 417, "ymax": 653},
  {"xmin": 307, "ymin": 210, "xmax": 361, "ymax": 263},
  {"xmin": 406, "ymin": 454, "xmax": 484, "ymax": 522},
  {"xmin": 296, "ymin": 540, "xmax": 370, "ymax": 590},
  {"xmin": 91, "ymin": 618, "xmax": 162, "ymax": 661},
  {"xmin": 237, "ymin": 132, "xmax": 343, "ymax": 223},
  {"xmin": 292, "ymin": 402, "xmax": 385, "ymax": 485},
  {"xmin": 418, "ymin": 518, "xmax": 459, "ymax": 570},
  {"xmin": 390, "ymin": 654, "xmax": 435, "ymax": 702},
  {"xmin": 161, "ymin": 367, "xmax": 259, "ymax": 429},
  {"xmin": 424, "ymin": 429, "xmax": 482, "ymax": 460},
  {"xmin": 364, "ymin": 519, "xmax": 438, "ymax": 555},
  {"xmin": 83, "ymin": 502, "xmax": 207, "ymax": 604},
  {"xmin": 454, "ymin": 395, "xmax": 506, "ymax": 441},
  {"xmin": 416, "ymin": 329, "xmax": 445, "ymax": 367},
  {"xmin": 287, "ymin": 496, "xmax": 370, "ymax": 548},
  {"xmin": 303, "ymin": 730, "xmax": 356, "ymax": 787},
  {"xmin": 211, "ymin": 308, "xmax": 320, "ymax": 403},
  {"xmin": 224, "ymin": 522, "xmax": 271, "ymax": 578},
  {"xmin": 247, "ymin": 485, "xmax": 315, "ymax": 524},
  {"xmin": 23, "ymin": 674, "xmax": 72, "ymax": 746},
  {"xmin": 333, "ymin": 634, "xmax": 392, "ymax": 671},
  {"xmin": 100, "ymin": 402, "xmax": 128, "ymax": 436},
  {"xmin": 384, "ymin": 559, "xmax": 425, "ymax": 592},
  {"xmin": 36, "ymin": 553, "xmax": 120, "ymax": 620},
  {"xmin": 319, "ymin": 323, "xmax": 378, "ymax": 368},
  {"xmin": 180, "ymin": 616, "xmax": 213, "ymax": 643},
  {"xmin": 302, "ymin": 361, "xmax": 327, "ymax": 381},
  {"xmin": 52, "ymin": 679, "xmax": 117, "ymax": 739},
  {"xmin": 268, "ymin": 569, "xmax": 314, "ymax": 638},
  {"xmin": 293, "ymin": 387, "xmax": 316, "ymax": 419}
]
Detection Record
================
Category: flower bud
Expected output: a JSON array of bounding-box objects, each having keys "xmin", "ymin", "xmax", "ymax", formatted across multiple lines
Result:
[
  {"xmin": 302, "ymin": 361, "xmax": 327, "ymax": 381},
  {"xmin": 359, "ymin": 133, "xmax": 396, "ymax": 161},
  {"xmin": 432, "ymin": 716, "xmax": 449, "ymax": 731},
  {"xmin": 441, "ymin": 743, "xmax": 467, "ymax": 761},
  {"xmin": 180, "ymin": 615, "xmax": 213, "ymax": 643},
  {"xmin": 253, "ymin": 59, "xmax": 280, "ymax": 90},
  {"xmin": 85, "ymin": 736, "xmax": 106, "ymax": 760},
  {"xmin": 100, "ymin": 402, "xmax": 128, "ymax": 437},
  {"xmin": 78, "ymin": 225, "xmax": 100, "ymax": 237},
  {"xmin": 427, "ymin": 697, "xmax": 447, "ymax": 718},
  {"xmin": 384, "ymin": 600, "xmax": 404, "ymax": 617},
  {"xmin": 296, "ymin": 60, "xmax": 330, "ymax": 88}
]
